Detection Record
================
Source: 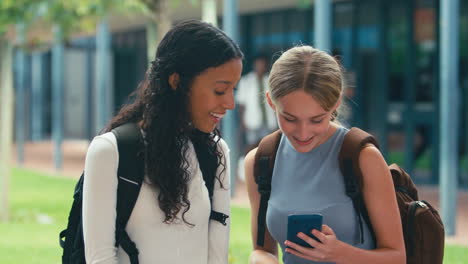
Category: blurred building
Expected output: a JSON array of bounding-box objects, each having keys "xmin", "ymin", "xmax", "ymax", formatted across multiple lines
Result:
[{"xmin": 13, "ymin": 0, "xmax": 468, "ymax": 186}]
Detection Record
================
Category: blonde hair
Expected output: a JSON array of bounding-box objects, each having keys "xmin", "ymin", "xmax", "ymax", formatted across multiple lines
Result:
[{"xmin": 268, "ymin": 46, "xmax": 345, "ymax": 121}]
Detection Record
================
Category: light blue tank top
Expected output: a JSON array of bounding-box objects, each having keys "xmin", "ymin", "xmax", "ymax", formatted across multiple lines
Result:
[{"xmin": 266, "ymin": 126, "xmax": 375, "ymax": 264}]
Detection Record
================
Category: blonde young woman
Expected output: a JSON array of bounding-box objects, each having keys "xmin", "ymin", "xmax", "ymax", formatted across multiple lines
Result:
[{"xmin": 245, "ymin": 46, "xmax": 405, "ymax": 264}]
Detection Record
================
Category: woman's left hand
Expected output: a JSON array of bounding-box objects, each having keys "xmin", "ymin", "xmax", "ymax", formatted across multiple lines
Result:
[{"xmin": 284, "ymin": 224, "xmax": 345, "ymax": 263}]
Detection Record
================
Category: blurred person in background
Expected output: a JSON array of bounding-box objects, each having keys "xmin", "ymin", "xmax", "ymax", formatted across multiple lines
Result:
[{"xmin": 236, "ymin": 53, "xmax": 277, "ymax": 181}]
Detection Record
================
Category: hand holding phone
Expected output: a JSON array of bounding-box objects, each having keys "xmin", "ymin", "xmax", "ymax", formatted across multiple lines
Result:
[{"xmin": 287, "ymin": 214, "xmax": 323, "ymax": 248}]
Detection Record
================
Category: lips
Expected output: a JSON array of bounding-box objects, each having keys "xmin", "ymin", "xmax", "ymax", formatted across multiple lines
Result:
[
  {"xmin": 293, "ymin": 136, "xmax": 315, "ymax": 146},
  {"xmin": 210, "ymin": 112, "xmax": 225, "ymax": 123}
]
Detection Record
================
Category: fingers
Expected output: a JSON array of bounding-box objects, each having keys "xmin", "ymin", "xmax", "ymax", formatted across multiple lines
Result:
[
  {"xmin": 298, "ymin": 232, "xmax": 323, "ymax": 248},
  {"xmin": 311, "ymin": 224, "xmax": 335, "ymax": 243},
  {"xmin": 284, "ymin": 240, "xmax": 325, "ymax": 262},
  {"xmin": 311, "ymin": 229, "xmax": 327, "ymax": 244},
  {"xmin": 321, "ymin": 224, "xmax": 335, "ymax": 235},
  {"xmin": 284, "ymin": 225, "xmax": 340, "ymax": 263},
  {"xmin": 286, "ymin": 247, "xmax": 323, "ymax": 262},
  {"xmin": 285, "ymin": 231, "xmax": 323, "ymax": 252}
]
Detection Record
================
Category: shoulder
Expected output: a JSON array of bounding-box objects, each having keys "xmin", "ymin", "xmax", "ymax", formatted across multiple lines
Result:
[
  {"xmin": 358, "ymin": 144, "xmax": 384, "ymax": 165},
  {"xmin": 84, "ymin": 132, "xmax": 120, "ymax": 183},
  {"xmin": 90, "ymin": 132, "xmax": 117, "ymax": 150},
  {"xmin": 341, "ymin": 127, "xmax": 381, "ymax": 164},
  {"xmin": 244, "ymin": 147, "xmax": 258, "ymax": 182},
  {"xmin": 86, "ymin": 132, "xmax": 118, "ymax": 161},
  {"xmin": 358, "ymin": 144, "xmax": 390, "ymax": 187},
  {"xmin": 245, "ymin": 147, "xmax": 258, "ymax": 166}
]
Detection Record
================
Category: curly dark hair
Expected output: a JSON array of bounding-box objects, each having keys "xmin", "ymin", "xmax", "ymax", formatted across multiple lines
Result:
[{"xmin": 105, "ymin": 20, "xmax": 243, "ymax": 224}]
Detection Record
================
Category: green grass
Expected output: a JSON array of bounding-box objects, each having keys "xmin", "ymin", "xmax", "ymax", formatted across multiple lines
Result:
[
  {"xmin": 230, "ymin": 207, "xmax": 252, "ymax": 263},
  {"xmin": 0, "ymin": 168, "xmax": 76, "ymax": 264},
  {"xmin": 0, "ymin": 167, "xmax": 467, "ymax": 263},
  {"xmin": 444, "ymin": 245, "xmax": 468, "ymax": 264}
]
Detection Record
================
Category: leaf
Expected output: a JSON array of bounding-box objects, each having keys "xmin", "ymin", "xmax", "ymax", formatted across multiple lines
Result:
[{"xmin": 296, "ymin": 0, "xmax": 312, "ymax": 9}]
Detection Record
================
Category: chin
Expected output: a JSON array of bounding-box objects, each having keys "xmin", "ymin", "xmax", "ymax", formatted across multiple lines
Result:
[
  {"xmin": 294, "ymin": 146, "xmax": 312, "ymax": 153},
  {"xmin": 292, "ymin": 142, "xmax": 316, "ymax": 153},
  {"xmin": 195, "ymin": 124, "xmax": 215, "ymax": 133}
]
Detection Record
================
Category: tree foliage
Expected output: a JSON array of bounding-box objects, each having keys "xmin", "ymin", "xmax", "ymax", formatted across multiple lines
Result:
[
  {"xmin": 0, "ymin": 0, "xmax": 151, "ymax": 39},
  {"xmin": 296, "ymin": 0, "xmax": 313, "ymax": 10},
  {"xmin": 0, "ymin": 0, "xmax": 38, "ymax": 34}
]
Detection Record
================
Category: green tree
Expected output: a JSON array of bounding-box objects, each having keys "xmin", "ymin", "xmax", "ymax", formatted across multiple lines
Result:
[
  {"xmin": 138, "ymin": 0, "xmax": 172, "ymax": 62},
  {"xmin": 39, "ymin": 0, "xmax": 149, "ymax": 38},
  {"xmin": 0, "ymin": 0, "xmax": 189, "ymax": 221},
  {"xmin": 0, "ymin": 0, "xmax": 40, "ymax": 223},
  {"xmin": 0, "ymin": 0, "xmax": 148, "ymax": 221}
]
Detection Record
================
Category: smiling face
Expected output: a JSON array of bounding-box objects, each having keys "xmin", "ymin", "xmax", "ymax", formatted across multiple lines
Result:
[
  {"xmin": 188, "ymin": 58, "xmax": 243, "ymax": 133},
  {"xmin": 267, "ymin": 89, "xmax": 338, "ymax": 153}
]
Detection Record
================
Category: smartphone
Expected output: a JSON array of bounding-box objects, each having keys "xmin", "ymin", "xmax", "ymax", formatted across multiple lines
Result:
[{"xmin": 287, "ymin": 214, "xmax": 323, "ymax": 248}]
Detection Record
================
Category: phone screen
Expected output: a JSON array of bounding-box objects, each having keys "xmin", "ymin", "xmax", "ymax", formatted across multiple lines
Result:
[{"xmin": 287, "ymin": 214, "xmax": 323, "ymax": 248}]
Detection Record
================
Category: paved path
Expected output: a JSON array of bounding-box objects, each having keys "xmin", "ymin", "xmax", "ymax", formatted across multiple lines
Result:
[{"xmin": 11, "ymin": 140, "xmax": 468, "ymax": 246}]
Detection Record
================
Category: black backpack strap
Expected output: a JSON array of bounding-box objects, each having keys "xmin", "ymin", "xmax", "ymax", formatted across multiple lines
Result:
[
  {"xmin": 338, "ymin": 127, "xmax": 379, "ymax": 244},
  {"xmin": 191, "ymin": 133, "xmax": 230, "ymax": 226},
  {"xmin": 112, "ymin": 123, "xmax": 145, "ymax": 264},
  {"xmin": 254, "ymin": 130, "xmax": 282, "ymax": 247},
  {"xmin": 210, "ymin": 211, "xmax": 229, "ymax": 225},
  {"xmin": 59, "ymin": 173, "xmax": 86, "ymax": 263}
]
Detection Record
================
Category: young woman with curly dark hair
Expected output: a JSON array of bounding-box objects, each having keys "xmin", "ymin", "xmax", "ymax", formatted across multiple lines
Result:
[{"xmin": 82, "ymin": 20, "xmax": 243, "ymax": 263}]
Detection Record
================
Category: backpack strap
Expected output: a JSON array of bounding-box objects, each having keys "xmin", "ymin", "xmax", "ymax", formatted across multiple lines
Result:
[
  {"xmin": 254, "ymin": 130, "xmax": 282, "ymax": 246},
  {"xmin": 59, "ymin": 173, "xmax": 86, "ymax": 263},
  {"xmin": 112, "ymin": 123, "xmax": 145, "ymax": 264},
  {"xmin": 338, "ymin": 127, "xmax": 379, "ymax": 245},
  {"xmin": 192, "ymin": 135, "xmax": 230, "ymax": 226}
]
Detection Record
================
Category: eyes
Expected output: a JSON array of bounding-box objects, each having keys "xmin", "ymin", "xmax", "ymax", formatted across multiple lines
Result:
[
  {"xmin": 283, "ymin": 116, "xmax": 324, "ymax": 124},
  {"xmin": 215, "ymin": 87, "xmax": 237, "ymax": 96}
]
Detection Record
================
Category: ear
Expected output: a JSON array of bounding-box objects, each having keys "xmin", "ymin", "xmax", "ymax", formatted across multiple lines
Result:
[
  {"xmin": 265, "ymin": 91, "xmax": 276, "ymax": 112},
  {"xmin": 168, "ymin": 73, "xmax": 180, "ymax": 90}
]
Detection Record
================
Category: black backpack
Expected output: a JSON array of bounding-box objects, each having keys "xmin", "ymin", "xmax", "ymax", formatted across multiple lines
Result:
[
  {"xmin": 254, "ymin": 128, "xmax": 444, "ymax": 264},
  {"xmin": 59, "ymin": 123, "xmax": 229, "ymax": 264}
]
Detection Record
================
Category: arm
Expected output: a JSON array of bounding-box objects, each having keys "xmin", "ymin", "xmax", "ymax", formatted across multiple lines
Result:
[
  {"xmin": 244, "ymin": 148, "xmax": 280, "ymax": 264},
  {"xmin": 340, "ymin": 145, "xmax": 406, "ymax": 264},
  {"xmin": 208, "ymin": 139, "xmax": 231, "ymax": 264},
  {"xmin": 82, "ymin": 135, "xmax": 119, "ymax": 264},
  {"xmin": 284, "ymin": 145, "xmax": 406, "ymax": 264}
]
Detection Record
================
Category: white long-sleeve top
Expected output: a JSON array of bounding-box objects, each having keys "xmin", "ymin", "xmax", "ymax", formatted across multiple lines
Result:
[{"xmin": 82, "ymin": 132, "xmax": 231, "ymax": 264}]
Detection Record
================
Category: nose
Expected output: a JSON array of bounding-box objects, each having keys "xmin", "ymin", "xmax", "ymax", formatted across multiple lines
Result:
[
  {"xmin": 296, "ymin": 122, "xmax": 310, "ymax": 140},
  {"xmin": 223, "ymin": 93, "xmax": 235, "ymax": 110}
]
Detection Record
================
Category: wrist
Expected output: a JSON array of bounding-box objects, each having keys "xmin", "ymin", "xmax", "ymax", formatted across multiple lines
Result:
[{"xmin": 334, "ymin": 240, "xmax": 353, "ymax": 264}]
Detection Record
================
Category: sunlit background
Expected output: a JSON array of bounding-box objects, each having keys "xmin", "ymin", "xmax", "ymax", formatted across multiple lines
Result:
[{"xmin": 0, "ymin": 0, "xmax": 467, "ymax": 263}]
